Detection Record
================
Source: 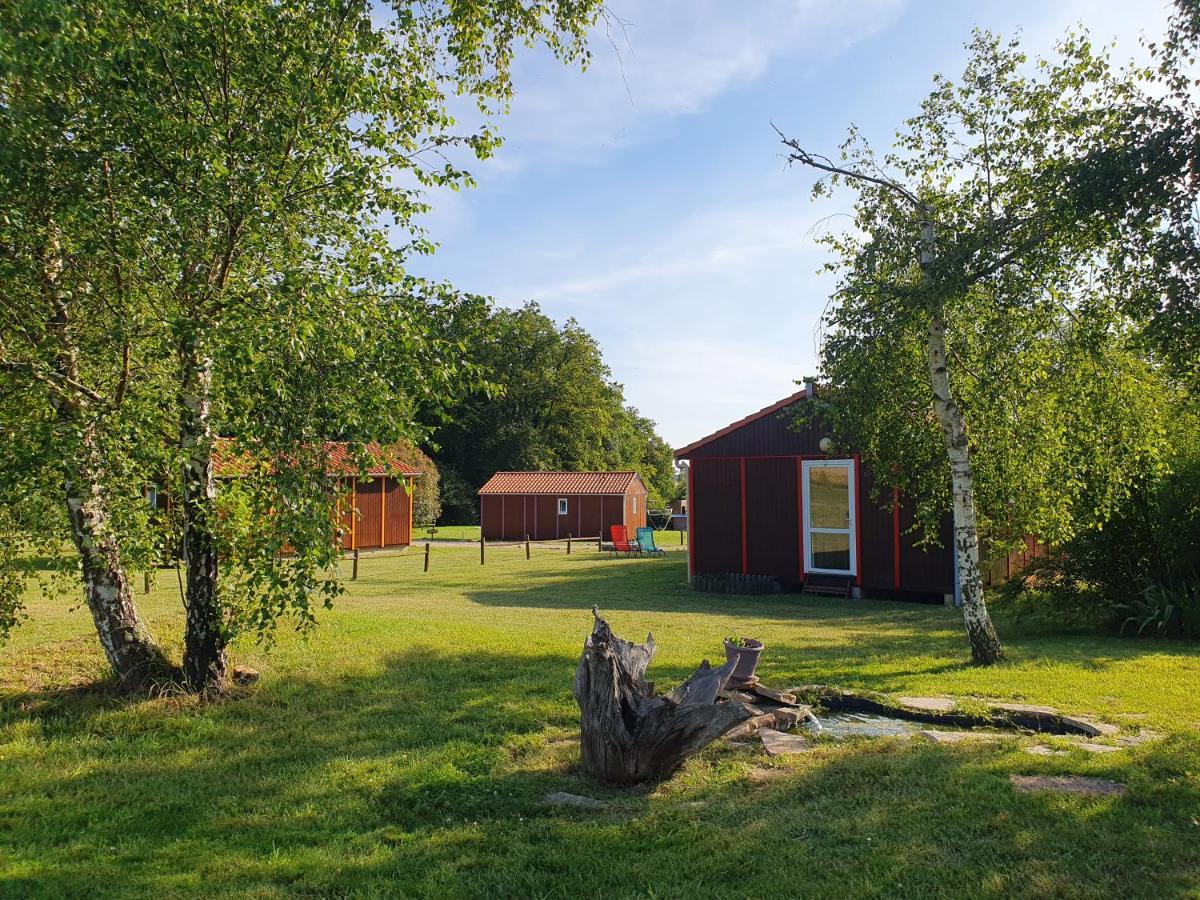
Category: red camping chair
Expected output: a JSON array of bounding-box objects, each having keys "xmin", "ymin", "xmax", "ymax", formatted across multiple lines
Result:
[{"xmin": 609, "ymin": 525, "xmax": 641, "ymax": 557}]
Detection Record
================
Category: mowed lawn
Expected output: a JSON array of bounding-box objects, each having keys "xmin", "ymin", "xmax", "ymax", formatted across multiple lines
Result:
[{"xmin": 2, "ymin": 543, "xmax": 1199, "ymax": 898}]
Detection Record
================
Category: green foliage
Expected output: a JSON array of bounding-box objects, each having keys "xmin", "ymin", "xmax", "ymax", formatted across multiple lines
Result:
[
  {"xmin": 0, "ymin": 0, "xmax": 603, "ymax": 657},
  {"xmin": 1119, "ymin": 580, "xmax": 1200, "ymax": 639},
  {"xmin": 426, "ymin": 302, "xmax": 676, "ymax": 520},
  {"xmin": 1000, "ymin": 402, "xmax": 1200, "ymax": 635},
  {"xmin": 797, "ymin": 31, "xmax": 1178, "ymax": 560}
]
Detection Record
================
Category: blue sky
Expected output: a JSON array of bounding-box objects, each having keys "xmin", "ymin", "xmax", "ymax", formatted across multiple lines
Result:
[{"xmin": 408, "ymin": 0, "xmax": 1174, "ymax": 449}]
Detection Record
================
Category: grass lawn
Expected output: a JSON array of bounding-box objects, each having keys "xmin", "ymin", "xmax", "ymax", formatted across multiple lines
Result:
[
  {"xmin": 2, "ymin": 542, "xmax": 1198, "ymax": 898},
  {"xmin": 414, "ymin": 524, "xmax": 481, "ymax": 541}
]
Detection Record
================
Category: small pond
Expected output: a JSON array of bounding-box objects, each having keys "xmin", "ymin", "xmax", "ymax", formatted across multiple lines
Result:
[{"xmin": 804, "ymin": 710, "xmax": 927, "ymax": 739}]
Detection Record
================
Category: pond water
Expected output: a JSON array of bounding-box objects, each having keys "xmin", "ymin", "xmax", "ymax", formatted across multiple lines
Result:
[{"xmin": 804, "ymin": 710, "xmax": 927, "ymax": 739}]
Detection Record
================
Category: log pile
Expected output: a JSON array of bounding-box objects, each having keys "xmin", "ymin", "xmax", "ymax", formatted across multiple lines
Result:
[{"xmin": 573, "ymin": 612, "xmax": 754, "ymax": 785}]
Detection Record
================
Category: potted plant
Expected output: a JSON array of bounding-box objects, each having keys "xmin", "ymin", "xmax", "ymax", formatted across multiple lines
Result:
[{"xmin": 723, "ymin": 636, "xmax": 764, "ymax": 683}]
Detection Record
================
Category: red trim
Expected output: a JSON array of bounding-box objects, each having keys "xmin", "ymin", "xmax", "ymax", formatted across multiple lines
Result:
[
  {"xmin": 892, "ymin": 488, "xmax": 901, "ymax": 590},
  {"xmin": 674, "ymin": 390, "xmax": 810, "ymax": 459},
  {"xmin": 687, "ymin": 460, "xmax": 696, "ymax": 578},
  {"xmin": 739, "ymin": 458, "xmax": 748, "ymax": 575},
  {"xmin": 853, "ymin": 453, "xmax": 863, "ymax": 586},
  {"xmin": 678, "ymin": 453, "xmax": 833, "ymax": 462},
  {"xmin": 796, "ymin": 457, "xmax": 805, "ymax": 578}
]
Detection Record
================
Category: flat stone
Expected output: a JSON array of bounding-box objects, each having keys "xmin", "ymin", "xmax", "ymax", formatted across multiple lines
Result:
[
  {"xmin": 1010, "ymin": 775, "xmax": 1126, "ymax": 798},
  {"xmin": 1074, "ymin": 742, "xmax": 1122, "ymax": 754},
  {"xmin": 758, "ymin": 727, "xmax": 811, "ymax": 756},
  {"xmin": 771, "ymin": 707, "xmax": 810, "ymax": 731},
  {"xmin": 1116, "ymin": 729, "xmax": 1163, "ymax": 746},
  {"xmin": 916, "ymin": 730, "xmax": 1001, "ymax": 744},
  {"xmin": 992, "ymin": 702, "xmax": 1058, "ymax": 716},
  {"xmin": 542, "ymin": 791, "xmax": 608, "ymax": 810},
  {"xmin": 898, "ymin": 696, "xmax": 957, "ymax": 713},
  {"xmin": 751, "ymin": 684, "xmax": 797, "ymax": 706},
  {"xmin": 1026, "ymin": 745, "xmax": 1068, "ymax": 756},
  {"xmin": 1060, "ymin": 716, "xmax": 1120, "ymax": 738}
]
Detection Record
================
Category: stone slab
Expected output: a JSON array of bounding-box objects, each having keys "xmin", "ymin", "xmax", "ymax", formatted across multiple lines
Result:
[
  {"xmin": 898, "ymin": 696, "xmax": 957, "ymax": 713},
  {"xmin": 1074, "ymin": 742, "xmax": 1122, "ymax": 754},
  {"xmin": 1060, "ymin": 716, "xmax": 1120, "ymax": 738},
  {"xmin": 916, "ymin": 730, "xmax": 1000, "ymax": 744},
  {"xmin": 758, "ymin": 727, "xmax": 811, "ymax": 756},
  {"xmin": 1026, "ymin": 745, "xmax": 1068, "ymax": 756},
  {"xmin": 991, "ymin": 702, "xmax": 1058, "ymax": 716},
  {"xmin": 1009, "ymin": 775, "xmax": 1126, "ymax": 797},
  {"xmin": 542, "ymin": 791, "xmax": 609, "ymax": 810},
  {"xmin": 751, "ymin": 684, "xmax": 798, "ymax": 706}
]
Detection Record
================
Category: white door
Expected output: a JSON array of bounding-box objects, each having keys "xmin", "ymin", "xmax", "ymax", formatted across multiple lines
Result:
[{"xmin": 802, "ymin": 459, "xmax": 856, "ymax": 576}]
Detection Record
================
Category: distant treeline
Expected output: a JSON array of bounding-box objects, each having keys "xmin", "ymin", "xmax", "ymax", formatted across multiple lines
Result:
[{"xmin": 410, "ymin": 299, "xmax": 679, "ymax": 523}]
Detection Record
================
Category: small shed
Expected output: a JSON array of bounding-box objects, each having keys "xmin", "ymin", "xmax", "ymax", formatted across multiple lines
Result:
[
  {"xmin": 478, "ymin": 471, "xmax": 648, "ymax": 541},
  {"xmin": 214, "ymin": 440, "xmax": 420, "ymax": 551},
  {"xmin": 675, "ymin": 389, "xmax": 956, "ymax": 601}
]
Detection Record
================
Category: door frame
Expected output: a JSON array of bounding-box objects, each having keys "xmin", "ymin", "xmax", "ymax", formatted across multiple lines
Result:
[{"xmin": 801, "ymin": 458, "xmax": 858, "ymax": 576}]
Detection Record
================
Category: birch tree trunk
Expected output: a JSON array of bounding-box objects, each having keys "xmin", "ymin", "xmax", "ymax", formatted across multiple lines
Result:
[
  {"xmin": 45, "ymin": 260, "xmax": 171, "ymax": 690},
  {"xmin": 61, "ymin": 440, "xmax": 174, "ymax": 690},
  {"xmin": 179, "ymin": 340, "xmax": 227, "ymax": 691},
  {"xmin": 925, "ymin": 300, "xmax": 1004, "ymax": 664}
]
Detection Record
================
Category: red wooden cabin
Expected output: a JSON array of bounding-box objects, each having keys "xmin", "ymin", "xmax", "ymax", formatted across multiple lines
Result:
[
  {"xmin": 213, "ymin": 440, "xmax": 419, "ymax": 551},
  {"xmin": 478, "ymin": 471, "xmax": 648, "ymax": 541},
  {"xmin": 675, "ymin": 388, "xmax": 958, "ymax": 601}
]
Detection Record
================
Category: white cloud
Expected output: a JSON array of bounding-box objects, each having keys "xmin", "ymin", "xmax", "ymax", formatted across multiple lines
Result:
[{"xmin": 497, "ymin": 0, "xmax": 907, "ymax": 163}]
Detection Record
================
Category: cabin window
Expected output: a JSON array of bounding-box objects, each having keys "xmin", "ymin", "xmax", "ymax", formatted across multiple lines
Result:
[
  {"xmin": 801, "ymin": 459, "xmax": 857, "ymax": 575},
  {"xmin": 146, "ymin": 486, "xmax": 158, "ymax": 509},
  {"xmin": 558, "ymin": 498, "xmax": 569, "ymax": 515},
  {"xmin": 632, "ymin": 496, "xmax": 637, "ymax": 515}
]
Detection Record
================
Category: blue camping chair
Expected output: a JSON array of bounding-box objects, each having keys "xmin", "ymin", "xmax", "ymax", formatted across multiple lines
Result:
[{"xmin": 636, "ymin": 527, "xmax": 666, "ymax": 556}]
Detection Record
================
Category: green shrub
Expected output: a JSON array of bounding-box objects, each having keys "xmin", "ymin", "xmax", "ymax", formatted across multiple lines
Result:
[{"xmin": 1119, "ymin": 579, "xmax": 1200, "ymax": 639}]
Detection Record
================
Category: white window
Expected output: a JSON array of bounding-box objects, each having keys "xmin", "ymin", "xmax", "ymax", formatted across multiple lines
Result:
[
  {"xmin": 632, "ymin": 496, "xmax": 637, "ymax": 515},
  {"xmin": 146, "ymin": 486, "xmax": 158, "ymax": 509},
  {"xmin": 558, "ymin": 498, "xmax": 569, "ymax": 515},
  {"xmin": 801, "ymin": 459, "xmax": 857, "ymax": 576}
]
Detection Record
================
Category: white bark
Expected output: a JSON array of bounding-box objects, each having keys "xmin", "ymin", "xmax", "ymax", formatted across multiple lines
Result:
[
  {"xmin": 926, "ymin": 302, "xmax": 1004, "ymax": 664},
  {"xmin": 179, "ymin": 342, "xmax": 227, "ymax": 691}
]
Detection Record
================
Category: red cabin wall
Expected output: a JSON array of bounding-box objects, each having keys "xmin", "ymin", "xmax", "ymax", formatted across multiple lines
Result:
[{"xmin": 682, "ymin": 398, "xmax": 954, "ymax": 596}]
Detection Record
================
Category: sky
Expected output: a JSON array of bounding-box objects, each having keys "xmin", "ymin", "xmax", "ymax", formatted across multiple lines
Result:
[{"xmin": 407, "ymin": 0, "xmax": 1177, "ymax": 450}]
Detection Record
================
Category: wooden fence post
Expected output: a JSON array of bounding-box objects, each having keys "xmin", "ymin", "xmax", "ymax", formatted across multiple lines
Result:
[
  {"xmin": 143, "ymin": 571, "xmax": 151, "ymax": 594},
  {"xmin": 598, "ymin": 534, "xmax": 603, "ymax": 552},
  {"xmin": 424, "ymin": 542, "xmax": 431, "ymax": 573},
  {"xmin": 567, "ymin": 532, "xmax": 572, "ymax": 555},
  {"xmin": 480, "ymin": 535, "xmax": 486, "ymax": 565},
  {"xmin": 352, "ymin": 547, "xmax": 359, "ymax": 581},
  {"xmin": 525, "ymin": 535, "xmax": 531, "ymax": 560}
]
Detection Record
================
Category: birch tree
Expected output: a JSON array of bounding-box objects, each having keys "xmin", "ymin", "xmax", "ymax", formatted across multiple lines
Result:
[
  {"xmin": 1, "ymin": 0, "xmax": 602, "ymax": 692},
  {"xmin": 780, "ymin": 31, "xmax": 1179, "ymax": 663}
]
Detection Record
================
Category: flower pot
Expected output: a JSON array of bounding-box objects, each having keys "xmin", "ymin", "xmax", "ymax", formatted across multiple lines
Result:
[{"xmin": 723, "ymin": 638, "xmax": 764, "ymax": 682}]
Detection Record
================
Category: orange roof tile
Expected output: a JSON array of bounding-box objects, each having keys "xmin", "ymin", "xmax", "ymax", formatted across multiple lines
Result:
[
  {"xmin": 214, "ymin": 439, "xmax": 421, "ymax": 477},
  {"xmin": 477, "ymin": 471, "xmax": 645, "ymax": 495}
]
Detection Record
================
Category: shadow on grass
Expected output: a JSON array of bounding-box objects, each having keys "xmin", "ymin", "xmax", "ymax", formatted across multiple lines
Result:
[{"xmin": 2, "ymin": 643, "xmax": 1199, "ymax": 898}]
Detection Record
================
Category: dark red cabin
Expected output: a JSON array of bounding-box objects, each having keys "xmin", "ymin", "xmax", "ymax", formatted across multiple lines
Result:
[
  {"xmin": 478, "ymin": 471, "xmax": 648, "ymax": 541},
  {"xmin": 675, "ymin": 389, "xmax": 957, "ymax": 600}
]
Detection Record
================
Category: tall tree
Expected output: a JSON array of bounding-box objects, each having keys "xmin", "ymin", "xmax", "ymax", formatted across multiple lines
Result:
[
  {"xmin": 1, "ymin": 0, "xmax": 603, "ymax": 692},
  {"xmin": 780, "ymin": 31, "xmax": 1177, "ymax": 664},
  {"xmin": 0, "ymin": 9, "xmax": 177, "ymax": 687}
]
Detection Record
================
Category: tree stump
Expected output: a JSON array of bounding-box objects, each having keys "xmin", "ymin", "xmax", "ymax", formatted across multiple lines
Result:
[{"xmin": 573, "ymin": 612, "xmax": 753, "ymax": 785}]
